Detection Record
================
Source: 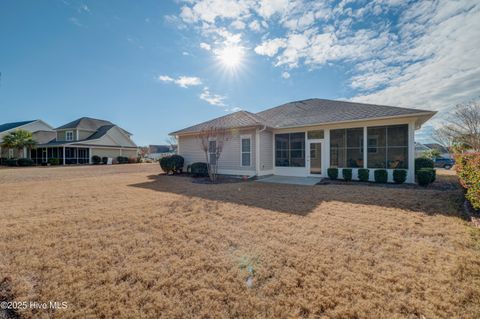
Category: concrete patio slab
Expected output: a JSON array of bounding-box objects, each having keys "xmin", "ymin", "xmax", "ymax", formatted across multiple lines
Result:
[{"xmin": 256, "ymin": 175, "xmax": 322, "ymax": 186}]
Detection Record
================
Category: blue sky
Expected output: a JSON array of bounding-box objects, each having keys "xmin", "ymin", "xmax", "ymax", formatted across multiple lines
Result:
[{"xmin": 1, "ymin": 0, "xmax": 479, "ymax": 145}]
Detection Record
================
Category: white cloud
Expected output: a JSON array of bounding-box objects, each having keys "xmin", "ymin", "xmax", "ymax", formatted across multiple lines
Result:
[
  {"xmin": 248, "ymin": 20, "xmax": 261, "ymax": 32},
  {"xmin": 68, "ymin": 17, "xmax": 84, "ymax": 27},
  {"xmin": 281, "ymin": 71, "xmax": 290, "ymax": 79},
  {"xmin": 180, "ymin": 0, "xmax": 250, "ymax": 24},
  {"xmin": 199, "ymin": 87, "xmax": 226, "ymax": 106},
  {"xmin": 200, "ymin": 42, "xmax": 211, "ymax": 51},
  {"xmin": 256, "ymin": 0, "xmax": 289, "ymax": 19},
  {"xmin": 254, "ymin": 38, "xmax": 287, "ymax": 57},
  {"xmin": 230, "ymin": 106, "xmax": 242, "ymax": 112},
  {"xmin": 231, "ymin": 20, "xmax": 246, "ymax": 30},
  {"xmin": 157, "ymin": 75, "xmax": 202, "ymax": 88}
]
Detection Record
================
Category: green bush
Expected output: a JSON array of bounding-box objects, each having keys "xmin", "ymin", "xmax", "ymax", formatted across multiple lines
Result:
[
  {"xmin": 327, "ymin": 167, "xmax": 338, "ymax": 180},
  {"xmin": 92, "ymin": 155, "xmax": 101, "ymax": 164},
  {"xmin": 160, "ymin": 155, "xmax": 184, "ymax": 174},
  {"xmin": 5, "ymin": 159, "xmax": 18, "ymax": 166},
  {"xmin": 190, "ymin": 162, "xmax": 208, "ymax": 177},
  {"xmin": 116, "ymin": 156, "xmax": 129, "ymax": 164},
  {"xmin": 342, "ymin": 168, "xmax": 352, "ymax": 181},
  {"xmin": 358, "ymin": 168, "xmax": 369, "ymax": 182},
  {"xmin": 456, "ymin": 153, "xmax": 480, "ymax": 209},
  {"xmin": 393, "ymin": 169, "xmax": 407, "ymax": 184},
  {"xmin": 374, "ymin": 169, "xmax": 388, "ymax": 183},
  {"xmin": 431, "ymin": 168, "xmax": 436, "ymax": 183},
  {"xmin": 48, "ymin": 158, "xmax": 60, "ymax": 165},
  {"xmin": 102, "ymin": 157, "xmax": 108, "ymax": 164},
  {"xmin": 0, "ymin": 158, "xmax": 7, "ymax": 165},
  {"xmin": 17, "ymin": 158, "xmax": 33, "ymax": 167},
  {"xmin": 415, "ymin": 157, "xmax": 434, "ymax": 175},
  {"xmin": 417, "ymin": 168, "xmax": 434, "ymax": 187}
]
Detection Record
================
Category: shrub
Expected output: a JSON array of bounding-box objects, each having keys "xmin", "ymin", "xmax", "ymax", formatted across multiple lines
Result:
[
  {"xmin": 5, "ymin": 159, "xmax": 18, "ymax": 166},
  {"xmin": 116, "ymin": 156, "xmax": 129, "ymax": 164},
  {"xmin": 102, "ymin": 157, "xmax": 108, "ymax": 164},
  {"xmin": 0, "ymin": 158, "xmax": 7, "ymax": 165},
  {"xmin": 431, "ymin": 169, "xmax": 436, "ymax": 183},
  {"xmin": 160, "ymin": 155, "xmax": 185, "ymax": 174},
  {"xmin": 327, "ymin": 167, "xmax": 338, "ymax": 180},
  {"xmin": 48, "ymin": 158, "xmax": 60, "ymax": 165},
  {"xmin": 374, "ymin": 169, "xmax": 388, "ymax": 183},
  {"xmin": 190, "ymin": 162, "xmax": 208, "ymax": 177},
  {"xmin": 342, "ymin": 168, "xmax": 352, "ymax": 181},
  {"xmin": 393, "ymin": 169, "xmax": 407, "ymax": 184},
  {"xmin": 455, "ymin": 153, "xmax": 480, "ymax": 209},
  {"xmin": 92, "ymin": 155, "xmax": 101, "ymax": 164},
  {"xmin": 415, "ymin": 157, "xmax": 434, "ymax": 175},
  {"xmin": 358, "ymin": 168, "xmax": 369, "ymax": 182},
  {"xmin": 128, "ymin": 157, "xmax": 137, "ymax": 164},
  {"xmin": 17, "ymin": 158, "xmax": 34, "ymax": 167},
  {"xmin": 417, "ymin": 168, "xmax": 434, "ymax": 187}
]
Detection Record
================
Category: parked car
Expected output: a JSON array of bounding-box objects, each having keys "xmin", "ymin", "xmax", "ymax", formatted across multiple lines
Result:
[{"xmin": 434, "ymin": 157, "xmax": 455, "ymax": 169}]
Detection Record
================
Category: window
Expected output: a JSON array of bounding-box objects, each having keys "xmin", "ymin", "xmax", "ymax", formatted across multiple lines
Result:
[
  {"xmin": 66, "ymin": 131, "xmax": 74, "ymax": 141},
  {"xmin": 367, "ymin": 125, "xmax": 408, "ymax": 169},
  {"xmin": 241, "ymin": 136, "xmax": 251, "ymax": 167},
  {"xmin": 307, "ymin": 130, "xmax": 324, "ymax": 139},
  {"xmin": 208, "ymin": 140, "xmax": 216, "ymax": 165},
  {"xmin": 8, "ymin": 149, "xmax": 14, "ymax": 159},
  {"xmin": 330, "ymin": 128, "xmax": 364, "ymax": 168},
  {"xmin": 275, "ymin": 132, "xmax": 305, "ymax": 167}
]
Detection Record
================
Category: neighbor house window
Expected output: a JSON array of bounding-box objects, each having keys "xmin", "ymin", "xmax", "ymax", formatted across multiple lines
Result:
[
  {"xmin": 367, "ymin": 124, "xmax": 408, "ymax": 169},
  {"xmin": 241, "ymin": 136, "xmax": 251, "ymax": 167},
  {"xmin": 66, "ymin": 131, "xmax": 74, "ymax": 141},
  {"xmin": 275, "ymin": 132, "xmax": 305, "ymax": 167},
  {"xmin": 330, "ymin": 128, "xmax": 364, "ymax": 168},
  {"xmin": 8, "ymin": 149, "xmax": 14, "ymax": 159},
  {"xmin": 208, "ymin": 140, "xmax": 217, "ymax": 165}
]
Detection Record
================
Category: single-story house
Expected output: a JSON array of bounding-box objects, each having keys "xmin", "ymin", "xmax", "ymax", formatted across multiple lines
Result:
[
  {"xmin": 147, "ymin": 144, "xmax": 177, "ymax": 160},
  {"xmin": 0, "ymin": 117, "xmax": 138, "ymax": 164},
  {"xmin": 171, "ymin": 98, "xmax": 436, "ymax": 183}
]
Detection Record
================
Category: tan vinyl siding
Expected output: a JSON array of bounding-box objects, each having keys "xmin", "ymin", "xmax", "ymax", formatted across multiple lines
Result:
[
  {"xmin": 32, "ymin": 131, "xmax": 56, "ymax": 144},
  {"xmin": 259, "ymin": 130, "xmax": 273, "ymax": 171},
  {"xmin": 121, "ymin": 149, "xmax": 138, "ymax": 158},
  {"xmin": 178, "ymin": 128, "xmax": 256, "ymax": 172},
  {"xmin": 78, "ymin": 130, "xmax": 94, "ymax": 140},
  {"xmin": 56, "ymin": 131, "xmax": 67, "ymax": 141},
  {"xmin": 91, "ymin": 148, "xmax": 121, "ymax": 158}
]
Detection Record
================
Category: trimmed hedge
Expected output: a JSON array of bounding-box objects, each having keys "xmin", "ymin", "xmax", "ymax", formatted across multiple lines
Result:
[
  {"xmin": 92, "ymin": 155, "xmax": 101, "ymax": 164},
  {"xmin": 358, "ymin": 168, "xmax": 369, "ymax": 182},
  {"xmin": 190, "ymin": 162, "xmax": 208, "ymax": 177},
  {"xmin": 102, "ymin": 157, "xmax": 108, "ymax": 164},
  {"xmin": 374, "ymin": 169, "xmax": 388, "ymax": 183},
  {"xmin": 116, "ymin": 156, "xmax": 129, "ymax": 164},
  {"xmin": 415, "ymin": 157, "xmax": 434, "ymax": 174},
  {"xmin": 18, "ymin": 158, "xmax": 34, "ymax": 166},
  {"xmin": 5, "ymin": 159, "xmax": 18, "ymax": 166},
  {"xmin": 48, "ymin": 158, "xmax": 60, "ymax": 165},
  {"xmin": 160, "ymin": 155, "xmax": 184, "ymax": 174},
  {"xmin": 393, "ymin": 169, "xmax": 407, "ymax": 184},
  {"xmin": 417, "ymin": 168, "xmax": 434, "ymax": 187},
  {"xmin": 342, "ymin": 168, "xmax": 352, "ymax": 181},
  {"xmin": 327, "ymin": 167, "xmax": 338, "ymax": 180},
  {"xmin": 456, "ymin": 153, "xmax": 480, "ymax": 209}
]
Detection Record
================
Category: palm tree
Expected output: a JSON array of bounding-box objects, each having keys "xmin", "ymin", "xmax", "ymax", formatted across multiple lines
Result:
[{"xmin": 1, "ymin": 129, "xmax": 37, "ymax": 158}]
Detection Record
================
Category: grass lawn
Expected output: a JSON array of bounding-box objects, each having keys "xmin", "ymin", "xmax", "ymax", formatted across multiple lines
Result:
[{"xmin": 0, "ymin": 164, "xmax": 479, "ymax": 318}]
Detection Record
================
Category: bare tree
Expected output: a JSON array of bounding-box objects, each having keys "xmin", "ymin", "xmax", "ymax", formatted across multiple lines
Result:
[
  {"xmin": 197, "ymin": 126, "xmax": 229, "ymax": 183},
  {"xmin": 165, "ymin": 136, "xmax": 178, "ymax": 152},
  {"xmin": 433, "ymin": 100, "xmax": 480, "ymax": 151}
]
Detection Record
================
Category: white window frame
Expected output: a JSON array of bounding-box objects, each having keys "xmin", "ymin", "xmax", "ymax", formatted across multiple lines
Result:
[
  {"xmin": 240, "ymin": 134, "xmax": 252, "ymax": 167},
  {"xmin": 8, "ymin": 149, "xmax": 14, "ymax": 159},
  {"xmin": 208, "ymin": 138, "xmax": 217, "ymax": 165},
  {"xmin": 66, "ymin": 130, "xmax": 74, "ymax": 141}
]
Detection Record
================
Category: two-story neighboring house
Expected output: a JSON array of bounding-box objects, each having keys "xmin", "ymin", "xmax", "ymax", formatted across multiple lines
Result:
[{"xmin": 31, "ymin": 117, "xmax": 138, "ymax": 164}]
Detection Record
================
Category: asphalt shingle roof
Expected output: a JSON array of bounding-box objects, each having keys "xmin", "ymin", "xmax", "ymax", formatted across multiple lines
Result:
[
  {"xmin": 56, "ymin": 117, "xmax": 114, "ymax": 131},
  {"xmin": 171, "ymin": 98, "xmax": 436, "ymax": 135},
  {"xmin": 0, "ymin": 120, "xmax": 36, "ymax": 133}
]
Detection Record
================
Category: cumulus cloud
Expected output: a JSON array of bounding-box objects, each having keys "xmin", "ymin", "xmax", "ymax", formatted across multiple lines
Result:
[
  {"xmin": 281, "ymin": 71, "xmax": 290, "ymax": 79},
  {"xmin": 199, "ymin": 87, "xmax": 226, "ymax": 106},
  {"xmin": 200, "ymin": 42, "xmax": 211, "ymax": 50},
  {"xmin": 254, "ymin": 38, "xmax": 287, "ymax": 57},
  {"xmin": 157, "ymin": 75, "xmax": 202, "ymax": 88}
]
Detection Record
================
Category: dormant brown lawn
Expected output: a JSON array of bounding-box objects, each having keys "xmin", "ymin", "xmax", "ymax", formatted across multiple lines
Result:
[{"xmin": 1, "ymin": 164, "xmax": 479, "ymax": 318}]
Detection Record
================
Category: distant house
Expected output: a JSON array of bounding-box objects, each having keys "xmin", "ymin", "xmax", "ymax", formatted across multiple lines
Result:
[
  {"xmin": 171, "ymin": 98, "xmax": 436, "ymax": 183},
  {"xmin": 415, "ymin": 142, "xmax": 451, "ymax": 159},
  {"xmin": 0, "ymin": 117, "xmax": 138, "ymax": 164},
  {"xmin": 147, "ymin": 144, "xmax": 176, "ymax": 160},
  {"xmin": 0, "ymin": 120, "xmax": 55, "ymax": 158}
]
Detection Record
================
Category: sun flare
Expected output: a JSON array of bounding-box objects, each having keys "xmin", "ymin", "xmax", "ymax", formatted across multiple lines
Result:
[{"xmin": 217, "ymin": 45, "xmax": 244, "ymax": 69}]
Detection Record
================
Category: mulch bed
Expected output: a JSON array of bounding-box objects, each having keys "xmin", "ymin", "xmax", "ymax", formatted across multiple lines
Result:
[{"xmin": 318, "ymin": 178, "xmax": 460, "ymax": 191}]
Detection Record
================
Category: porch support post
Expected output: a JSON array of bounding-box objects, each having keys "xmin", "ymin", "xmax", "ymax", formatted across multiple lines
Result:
[
  {"xmin": 363, "ymin": 127, "xmax": 368, "ymax": 169},
  {"xmin": 324, "ymin": 129, "xmax": 330, "ymax": 177},
  {"xmin": 63, "ymin": 147, "xmax": 66, "ymax": 165},
  {"xmin": 407, "ymin": 121, "xmax": 415, "ymax": 183},
  {"xmin": 89, "ymin": 147, "xmax": 92, "ymax": 164},
  {"xmin": 255, "ymin": 129, "xmax": 260, "ymax": 176}
]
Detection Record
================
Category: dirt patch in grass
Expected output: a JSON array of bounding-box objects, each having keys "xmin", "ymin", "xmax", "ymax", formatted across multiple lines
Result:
[{"xmin": 0, "ymin": 165, "xmax": 479, "ymax": 318}]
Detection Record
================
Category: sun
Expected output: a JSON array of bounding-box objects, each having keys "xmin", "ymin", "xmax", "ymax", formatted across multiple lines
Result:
[{"xmin": 217, "ymin": 45, "xmax": 244, "ymax": 70}]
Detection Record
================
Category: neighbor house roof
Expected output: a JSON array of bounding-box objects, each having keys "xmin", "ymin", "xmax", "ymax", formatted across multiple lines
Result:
[
  {"xmin": 37, "ymin": 125, "xmax": 115, "ymax": 147},
  {"xmin": 0, "ymin": 120, "xmax": 36, "ymax": 133},
  {"xmin": 171, "ymin": 98, "xmax": 436, "ymax": 135},
  {"xmin": 170, "ymin": 111, "xmax": 266, "ymax": 135},
  {"xmin": 56, "ymin": 117, "xmax": 114, "ymax": 131}
]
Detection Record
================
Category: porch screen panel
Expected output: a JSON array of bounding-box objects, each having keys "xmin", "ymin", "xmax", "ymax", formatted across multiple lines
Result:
[
  {"xmin": 330, "ymin": 128, "xmax": 363, "ymax": 168},
  {"xmin": 275, "ymin": 133, "xmax": 305, "ymax": 167},
  {"xmin": 367, "ymin": 125, "xmax": 408, "ymax": 169}
]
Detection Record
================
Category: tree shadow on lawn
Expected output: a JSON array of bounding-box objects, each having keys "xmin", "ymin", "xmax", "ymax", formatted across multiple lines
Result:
[{"xmin": 129, "ymin": 174, "xmax": 466, "ymax": 217}]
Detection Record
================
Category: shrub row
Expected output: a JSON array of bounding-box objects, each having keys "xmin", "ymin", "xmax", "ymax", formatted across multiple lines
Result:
[
  {"xmin": 188, "ymin": 162, "xmax": 209, "ymax": 177},
  {"xmin": 116, "ymin": 156, "xmax": 129, "ymax": 164},
  {"xmin": 414, "ymin": 157, "xmax": 435, "ymax": 187},
  {"xmin": 327, "ymin": 167, "xmax": 408, "ymax": 184},
  {"xmin": 160, "ymin": 155, "xmax": 184, "ymax": 174},
  {"xmin": 455, "ymin": 153, "xmax": 480, "ymax": 210},
  {"xmin": 2, "ymin": 158, "xmax": 34, "ymax": 167},
  {"xmin": 48, "ymin": 158, "xmax": 60, "ymax": 165}
]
